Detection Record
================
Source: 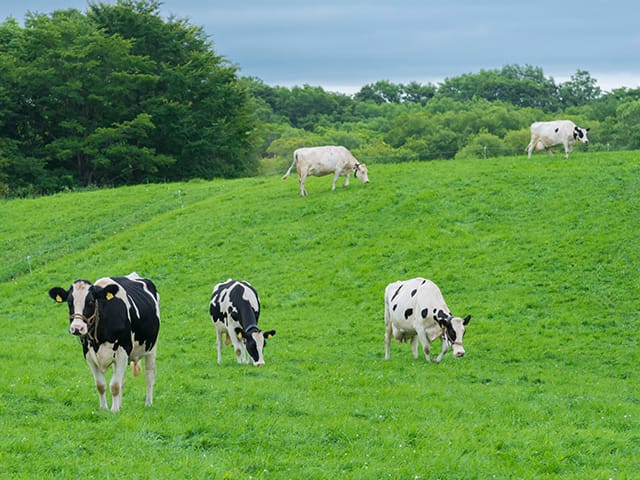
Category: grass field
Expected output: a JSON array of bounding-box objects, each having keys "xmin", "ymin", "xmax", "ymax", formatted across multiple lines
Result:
[{"xmin": 1, "ymin": 151, "xmax": 639, "ymax": 479}]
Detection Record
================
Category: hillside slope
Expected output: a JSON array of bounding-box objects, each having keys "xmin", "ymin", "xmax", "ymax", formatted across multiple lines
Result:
[{"xmin": 1, "ymin": 151, "xmax": 638, "ymax": 478}]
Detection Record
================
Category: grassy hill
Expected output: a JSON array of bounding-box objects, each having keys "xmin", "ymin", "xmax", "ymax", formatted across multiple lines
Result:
[{"xmin": 1, "ymin": 151, "xmax": 639, "ymax": 479}]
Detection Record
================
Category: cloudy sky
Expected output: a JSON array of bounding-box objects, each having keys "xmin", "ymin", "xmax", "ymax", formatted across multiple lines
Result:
[{"xmin": 2, "ymin": 1, "xmax": 639, "ymax": 93}]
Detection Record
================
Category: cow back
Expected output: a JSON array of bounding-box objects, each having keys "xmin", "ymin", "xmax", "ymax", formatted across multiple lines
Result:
[{"xmin": 108, "ymin": 275, "xmax": 160, "ymax": 351}]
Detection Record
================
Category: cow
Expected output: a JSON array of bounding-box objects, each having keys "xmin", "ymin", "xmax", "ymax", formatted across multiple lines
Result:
[
  {"xmin": 48, "ymin": 272, "xmax": 160, "ymax": 412},
  {"xmin": 209, "ymin": 279, "xmax": 276, "ymax": 366},
  {"xmin": 526, "ymin": 120, "xmax": 590, "ymax": 159},
  {"xmin": 384, "ymin": 277, "xmax": 471, "ymax": 362},
  {"xmin": 282, "ymin": 145, "xmax": 369, "ymax": 196}
]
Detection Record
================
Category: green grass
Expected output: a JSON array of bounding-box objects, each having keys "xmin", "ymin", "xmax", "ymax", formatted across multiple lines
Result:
[{"xmin": 1, "ymin": 151, "xmax": 639, "ymax": 479}]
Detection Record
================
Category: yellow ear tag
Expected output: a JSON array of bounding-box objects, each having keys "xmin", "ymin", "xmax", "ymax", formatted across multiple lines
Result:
[
  {"xmin": 55, "ymin": 295, "xmax": 62, "ymax": 303},
  {"xmin": 237, "ymin": 332, "xmax": 243, "ymax": 339},
  {"xmin": 106, "ymin": 292, "xmax": 114, "ymax": 300}
]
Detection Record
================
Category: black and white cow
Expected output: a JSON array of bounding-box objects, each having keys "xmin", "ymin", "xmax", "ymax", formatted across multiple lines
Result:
[
  {"xmin": 526, "ymin": 120, "xmax": 590, "ymax": 159},
  {"xmin": 209, "ymin": 279, "xmax": 276, "ymax": 366},
  {"xmin": 49, "ymin": 272, "xmax": 160, "ymax": 412},
  {"xmin": 384, "ymin": 277, "xmax": 471, "ymax": 362}
]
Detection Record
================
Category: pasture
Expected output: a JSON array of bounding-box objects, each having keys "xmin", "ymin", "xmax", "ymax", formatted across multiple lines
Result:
[{"xmin": 1, "ymin": 151, "xmax": 639, "ymax": 479}]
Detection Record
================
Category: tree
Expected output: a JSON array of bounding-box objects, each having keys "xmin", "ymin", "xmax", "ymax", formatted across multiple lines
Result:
[
  {"xmin": 355, "ymin": 80, "xmax": 403, "ymax": 104},
  {"xmin": 558, "ymin": 70, "xmax": 602, "ymax": 108},
  {"xmin": 89, "ymin": 0, "xmax": 258, "ymax": 180},
  {"xmin": 611, "ymin": 100, "xmax": 640, "ymax": 149},
  {"xmin": 0, "ymin": 0, "xmax": 258, "ymax": 195},
  {"xmin": 437, "ymin": 64, "xmax": 560, "ymax": 111}
]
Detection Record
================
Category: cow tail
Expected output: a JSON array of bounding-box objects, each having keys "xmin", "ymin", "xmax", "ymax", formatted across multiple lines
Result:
[{"xmin": 282, "ymin": 152, "xmax": 297, "ymax": 179}]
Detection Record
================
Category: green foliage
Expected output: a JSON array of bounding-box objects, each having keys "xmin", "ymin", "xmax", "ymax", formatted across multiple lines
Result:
[
  {"xmin": 455, "ymin": 130, "xmax": 504, "ymax": 159},
  {"xmin": 0, "ymin": 0, "xmax": 257, "ymax": 196},
  {"xmin": 1, "ymin": 152, "xmax": 638, "ymax": 478},
  {"xmin": 610, "ymin": 100, "xmax": 640, "ymax": 149},
  {"xmin": 355, "ymin": 80, "xmax": 437, "ymax": 105},
  {"xmin": 437, "ymin": 65, "xmax": 560, "ymax": 110},
  {"xmin": 558, "ymin": 69, "xmax": 602, "ymax": 108},
  {"xmin": 2, "ymin": 3, "xmax": 640, "ymax": 201}
]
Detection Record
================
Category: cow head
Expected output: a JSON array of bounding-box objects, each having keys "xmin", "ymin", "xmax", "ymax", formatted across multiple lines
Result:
[
  {"xmin": 49, "ymin": 281, "xmax": 119, "ymax": 336},
  {"xmin": 436, "ymin": 314, "xmax": 471, "ymax": 357},
  {"xmin": 353, "ymin": 162, "xmax": 369, "ymax": 184},
  {"xmin": 574, "ymin": 126, "xmax": 590, "ymax": 144},
  {"xmin": 235, "ymin": 326, "xmax": 276, "ymax": 366}
]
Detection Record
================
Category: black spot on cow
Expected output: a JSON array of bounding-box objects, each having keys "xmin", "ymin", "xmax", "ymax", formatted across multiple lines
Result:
[
  {"xmin": 391, "ymin": 285, "xmax": 402, "ymax": 301},
  {"xmin": 421, "ymin": 279, "xmax": 426, "ymax": 285},
  {"xmin": 411, "ymin": 289, "xmax": 417, "ymax": 297},
  {"xmin": 421, "ymin": 308, "xmax": 429, "ymax": 319},
  {"xmin": 404, "ymin": 308, "xmax": 413, "ymax": 319},
  {"xmin": 392, "ymin": 304, "xmax": 398, "ymax": 311},
  {"xmin": 555, "ymin": 127, "xmax": 559, "ymax": 133},
  {"xmin": 446, "ymin": 325, "xmax": 457, "ymax": 343}
]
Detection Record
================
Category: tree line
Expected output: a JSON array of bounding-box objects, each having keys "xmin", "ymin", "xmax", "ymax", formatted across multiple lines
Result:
[{"xmin": 1, "ymin": 0, "xmax": 640, "ymax": 197}]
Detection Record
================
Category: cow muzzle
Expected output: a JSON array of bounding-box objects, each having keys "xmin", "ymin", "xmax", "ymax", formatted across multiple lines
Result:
[
  {"xmin": 69, "ymin": 312, "xmax": 94, "ymax": 336},
  {"xmin": 452, "ymin": 343, "xmax": 465, "ymax": 357},
  {"xmin": 69, "ymin": 322, "xmax": 87, "ymax": 336}
]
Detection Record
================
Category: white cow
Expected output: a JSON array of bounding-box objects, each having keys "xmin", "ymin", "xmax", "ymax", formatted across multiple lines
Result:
[
  {"xmin": 282, "ymin": 145, "xmax": 369, "ymax": 196},
  {"xmin": 384, "ymin": 277, "xmax": 471, "ymax": 362},
  {"xmin": 526, "ymin": 120, "xmax": 589, "ymax": 159}
]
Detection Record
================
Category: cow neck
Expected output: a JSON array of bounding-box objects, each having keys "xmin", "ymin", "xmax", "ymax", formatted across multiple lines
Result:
[{"xmin": 244, "ymin": 324, "xmax": 259, "ymax": 335}]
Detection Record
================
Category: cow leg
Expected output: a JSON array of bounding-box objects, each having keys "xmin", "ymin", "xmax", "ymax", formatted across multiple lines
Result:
[
  {"xmin": 215, "ymin": 328, "xmax": 223, "ymax": 364},
  {"xmin": 144, "ymin": 348, "xmax": 157, "ymax": 406},
  {"xmin": 526, "ymin": 137, "xmax": 535, "ymax": 159},
  {"xmin": 410, "ymin": 336, "xmax": 419, "ymax": 359},
  {"xmin": 415, "ymin": 329, "xmax": 431, "ymax": 362},
  {"xmin": 229, "ymin": 334, "xmax": 247, "ymax": 364},
  {"xmin": 343, "ymin": 172, "xmax": 350, "ymax": 187},
  {"xmin": 109, "ymin": 350, "xmax": 128, "ymax": 412},
  {"xmin": 434, "ymin": 338, "xmax": 450, "ymax": 363},
  {"xmin": 87, "ymin": 359, "xmax": 109, "ymax": 410},
  {"xmin": 299, "ymin": 173, "xmax": 307, "ymax": 196},
  {"xmin": 384, "ymin": 315, "xmax": 392, "ymax": 360},
  {"xmin": 331, "ymin": 171, "xmax": 341, "ymax": 190}
]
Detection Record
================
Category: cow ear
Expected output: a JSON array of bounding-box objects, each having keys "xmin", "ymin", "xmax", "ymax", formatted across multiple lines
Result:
[
  {"xmin": 235, "ymin": 327, "xmax": 244, "ymax": 339},
  {"xmin": 49, "ymin": 287, "xmax": 68, "ymax": 303},
  {"xmin": 263, "ymin": 330, "xmax": 276, "ymax": 339},
  {"xmin": 586, "ymin": 127, "xmax": 590, "ymax": 131},
  {"xmin": 93, "ymin": 284, "xmax": 119, "ymax": 301},
  {"xmin": 104, "ymin": 284, "xmax": 119, "ymax": 300},
  {"xmin": 463, "ymin": 315, "xmax": 471, "ymax": 325}
]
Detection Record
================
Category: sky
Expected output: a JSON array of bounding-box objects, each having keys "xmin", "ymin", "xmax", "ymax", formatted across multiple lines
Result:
[{"xmin": 2, "ymin": 0, "xmax": 639, "ymax": 94}]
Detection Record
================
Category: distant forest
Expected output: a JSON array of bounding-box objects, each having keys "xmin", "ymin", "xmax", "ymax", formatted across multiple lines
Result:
[{"xmin": 2, "ymin": 0, "xmax": 640, "ymax": 197}]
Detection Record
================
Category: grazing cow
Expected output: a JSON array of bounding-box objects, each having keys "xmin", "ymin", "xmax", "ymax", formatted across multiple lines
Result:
[
  {"xmin": 526, "ymin": 120, "xmax": 590, "ymax": 159},
  {"xmin": 209, "ymin": 279, "xmax": 276, "ymax": 366},
  {"xmin": 48, "ymin": 272, "xmax": 160, "ymax": 412},
  {"xmin": 282, "ymin": 145, "xmax": 369, "ymax": 196},
  {"xmin": 384, "ymin": 277, "xmax": 471, "ymax": 362}
]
